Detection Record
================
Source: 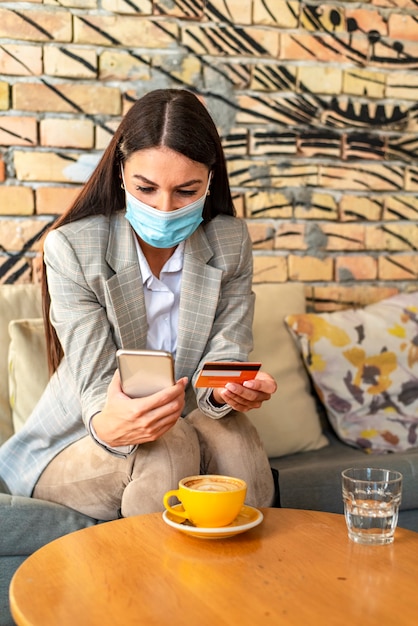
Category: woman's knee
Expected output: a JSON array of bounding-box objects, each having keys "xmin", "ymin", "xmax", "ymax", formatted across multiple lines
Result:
[
  {"xmin": 121, "ymin": 418, "xmax": 201, "ymax": 516},
  {"xmin": 185, "ymin": 409, "xmax": 274, "ymax": 508},
  {"xmin": 186, "ymin": 409, "xmax": 266, "ymax": 456}
]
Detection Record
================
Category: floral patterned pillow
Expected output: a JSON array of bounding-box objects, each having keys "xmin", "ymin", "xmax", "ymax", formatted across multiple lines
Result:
[{"xmin": 285, "ymin": 291, "xmax": 418, "ymax": 453}]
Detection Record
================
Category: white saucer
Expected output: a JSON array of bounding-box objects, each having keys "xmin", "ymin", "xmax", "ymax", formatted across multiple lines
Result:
[{"xmin": 162, "ymin": 504, "xmax": 263, "ymax": 539}]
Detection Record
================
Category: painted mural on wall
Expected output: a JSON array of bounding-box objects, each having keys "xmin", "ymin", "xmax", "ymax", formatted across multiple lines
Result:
[{"xmin": 0, "ymin": 0, "xmax": 417, "ymax": 306}]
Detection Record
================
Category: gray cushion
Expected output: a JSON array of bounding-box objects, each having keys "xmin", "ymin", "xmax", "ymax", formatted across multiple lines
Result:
[
  {"xmin": 0, "ymin": 494, "xmax": 100, "ymax": 556},
  {"xmin": 1, "ymin": 555, "xmax": 24, "ymax": 626},
  {"xmin": 271, "ymin": 430, "xmax": 418, "ymax": 529}
]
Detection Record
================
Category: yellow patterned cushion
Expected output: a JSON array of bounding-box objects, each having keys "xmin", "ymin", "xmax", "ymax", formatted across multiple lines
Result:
[{"xmin": 285, "ymin": 291, "xmax": 418, "ymax": 453}]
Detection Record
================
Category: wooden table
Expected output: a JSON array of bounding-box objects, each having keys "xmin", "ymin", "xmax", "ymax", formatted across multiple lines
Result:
[{"xmin": 10, "ymin": 508, "xmax": 418, "ymax": 626}]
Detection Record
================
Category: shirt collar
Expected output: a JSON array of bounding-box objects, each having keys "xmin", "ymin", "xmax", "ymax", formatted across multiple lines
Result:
[{"xmin": 134, "ymin": 239, "xmax": 185, "ymax": 286}]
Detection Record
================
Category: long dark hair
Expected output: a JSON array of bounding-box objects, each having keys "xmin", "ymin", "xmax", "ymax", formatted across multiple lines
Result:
[{"xmin": 43, "ymin": 89, "xmax": 235, "ymax": 373}]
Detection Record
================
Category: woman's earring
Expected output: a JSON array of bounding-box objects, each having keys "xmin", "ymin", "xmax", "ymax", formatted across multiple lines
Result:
[{"xmin": 120, "ymin": 182, "xmax": 125, "ymax": 190}]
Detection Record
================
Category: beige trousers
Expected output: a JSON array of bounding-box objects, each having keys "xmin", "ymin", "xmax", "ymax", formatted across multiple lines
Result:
[{"xmin": 33, "ymin": 409, "xmax": 275, "ymax": 520}]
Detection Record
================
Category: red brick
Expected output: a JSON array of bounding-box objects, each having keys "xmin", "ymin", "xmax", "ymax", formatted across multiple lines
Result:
[
  {"xmin": 270, "ymin": 162, "xmax": 318, "ymax": 187},
  {"xmin": 99, "ymin": 51, "xmax": 151, "ymax": 82},
  {"xmin": 36, "ymin": 186, "xmax": 82, "ymax": 215},
  {"xmin": 0, "ymin": 116, "xmax": 37, "ymax": 147},
  {"xmin": 95, "ymin": 120, "xmax": 119, "ymax": 150},
  {"xmin": 298, "ymin": 132, "xmax": 340, "ymax": 160},
  {"xmin": 40, "ymin": 118, "xmax": 94, "ymax": 149},
  {"xmin": 340, "ymin": 195, "xmax": 383, "ymax": 222},
  {"xmin": 0, "ymin": 8, "xmax": 71, "ymax": 42},
  {"xmin": 252, "ymin": 255, "xmax": 287, "ymax": 282},
  {"xmin": 102, "ymin": 0, "xmax": 152, "ymax": 12},
  {"xmin": 319, "ymin": 164, "xmax": 405, "ymax": 191},
  {"xmin": 13, "ymin": 83, "xmax": 121, "ymax": 115},
  {"xmin": 379, "ymin": 255, "xmax": 418, "ymax": 280},
  {"xmin": 294, "ymin": 193, "xmax": 338, "ymax": 221},
  {"xmin": 44, "ymin": 46, "xmax": 97, "ymax": 79},
  {"xmin": 310, "ymin": 285, "xmax": 399, "ymax": 312},
  {"xmin": 0, "ymin": 44, "xmax": 42, "ymax": 76},
  {"xmin": 297, "ymin": 66, "xmax": 343, "ymax": 96},
  {"xmin": 247, "ymin": 222, "xmax": 275, "ymax": 250},
  {"xmin": 253, "ymin": 0, "xmax": 299, "ymax": 28},
  {"xmin": 0, "ymin": 186, "xmax": 34, "ymax": 215},
  {"xmin": 0, "ymin": 82, "xmax": 9, "ymax": 110},
  {"xmin": 14, "ymin": 151, "xmax": 81, "ymax": 183},
  {"xmin": 183, "ymin": 25, "xmax": 279, "ymax": 57},
  {"xmin": 288, "ymin": 255, "xmax": 333, "ymax": 281},
  {"xmin": 74, "ymin": 16, "xmax": 178, "ymax": 48},
  {"xmin": 157, "ymin": 0, "xmax": 204, "ymax": 18},
  {"xmin": 275, "ymin": 224, "xmax": 307, "ymax": 250},
  {"xmin": 406, "ymin": 167, "xmax": 418, "ymax": 191},
  {"xmin": 280, "ymin": 33, "xmax": 369, "ymax": 63},
  {"xmin": 300, "ymin": 5, "xmax": 344, "ymax": 33},
  {"xmin": 321, "ymin": 223, "xmax": 365, "ymax": 251},
  {"xmin": 336, "ymin": 255, "xmax": 377, "ymax": 281},
  {"xmin": 366, "ymin": 224, "xmax": 418, "ymax": 251},
  {"xmin": 245, "ymin": 190, "xmax": 292, "ymax": 218},
  {"xmin": 345, "ymin": 8, "xmax": 387, "ymax": 36},
  {"xmin": 388, "ymin": 13, "xmax": 418, "ymax": 41},
  {"xmin": 383, "ymin": 195, "xmax": 418, "ymax": 220},
  {"xmin": 0, "ymin": 217, "xmax": 53, "ymax": 253}
]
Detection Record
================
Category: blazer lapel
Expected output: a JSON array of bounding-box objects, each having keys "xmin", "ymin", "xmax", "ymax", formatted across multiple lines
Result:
[
  {"xmin": 105, "ymin": 213, "xmax": 148, "ymax": 350},
  {"xmin": 176, "ymin": 227, "xmax": 222, "ymax": 380}
]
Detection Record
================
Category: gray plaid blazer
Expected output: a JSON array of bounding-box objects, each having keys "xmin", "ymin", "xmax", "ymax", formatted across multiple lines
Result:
[{"xmin": 0, "ymin": 212, "xmax": 255, "ymax": 496}]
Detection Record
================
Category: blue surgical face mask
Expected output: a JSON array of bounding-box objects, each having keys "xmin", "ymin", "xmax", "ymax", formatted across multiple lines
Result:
[{"xmin": 122, "ymin": 170, "xmax": 212, "ymax": 249}]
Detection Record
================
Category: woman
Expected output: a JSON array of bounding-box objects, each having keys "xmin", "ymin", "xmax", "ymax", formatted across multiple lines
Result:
[{"xmin": 0, "ymin": 89, "xmax": 276, "ymax": 520}]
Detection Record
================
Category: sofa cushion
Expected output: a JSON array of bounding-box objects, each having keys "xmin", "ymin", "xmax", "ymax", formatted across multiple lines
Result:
[
  {"xmin": 285, "ymin": 291, "xmax": 418, "ymax": 454},
  {"xmin": 0, "ymin": 285, "xmax": 42, "ymax": 445},
  {"xmin": 1, "ymin": 556, "xmax": 25, "ymax": 626},
  {"xmin": 8, "ymin": 318, "xmax": 49, "ymax": 434},
  {"xmin": 271, "ymin": 429, "xmax": 418, "ymax": 524},
  {"xmin": 0, "ymin": 493, "xmax": 100, "ymax": 556},
  {"xmin": 249, "ymin": 283, "xmax": 328, "ymax": 457}
]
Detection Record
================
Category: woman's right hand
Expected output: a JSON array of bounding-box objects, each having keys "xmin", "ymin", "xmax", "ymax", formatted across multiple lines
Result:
[{"xmin": 91, "ymin": 369, "xmax": 188, "ymax": 447}]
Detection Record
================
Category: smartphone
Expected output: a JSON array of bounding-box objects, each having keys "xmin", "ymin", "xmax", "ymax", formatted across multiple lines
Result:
[{"xmin": 116, "ymin": 349, "xmax": 175, "ymax": 398}]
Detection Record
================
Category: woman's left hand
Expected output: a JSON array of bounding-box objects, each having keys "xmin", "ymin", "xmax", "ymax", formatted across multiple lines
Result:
[{"xmin": 212, "ymin": 371, "xmax": 277, "ymax": 413}]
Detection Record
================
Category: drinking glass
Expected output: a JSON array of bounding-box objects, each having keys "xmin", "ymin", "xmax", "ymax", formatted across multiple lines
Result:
[{"xmin": 341, "ymin": 467, "xmax": 403, "ymax": 545}]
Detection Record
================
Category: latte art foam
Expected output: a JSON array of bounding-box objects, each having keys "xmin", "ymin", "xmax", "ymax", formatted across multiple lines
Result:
[{"xmin": 185, "ymin": 478, "xmax": 242, "ymax": 492}]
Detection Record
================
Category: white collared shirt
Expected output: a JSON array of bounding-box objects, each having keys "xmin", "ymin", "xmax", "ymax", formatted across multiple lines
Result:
[{"xmin": 135, "ymin": 239, "xmax": 184, "ymax": 356}]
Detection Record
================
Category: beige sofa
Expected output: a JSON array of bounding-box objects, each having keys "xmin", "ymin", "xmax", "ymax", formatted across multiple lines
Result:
[
  {"xmin": 0, "ymin": 282, "xmax": 328, "ymax": 459},
  {"xmin": 1, "ymin": 282, "xmax": 418, "ymax": 626}
]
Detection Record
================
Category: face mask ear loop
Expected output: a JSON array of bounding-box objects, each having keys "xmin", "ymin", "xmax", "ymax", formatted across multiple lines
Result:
[{"xmin": 206, "ymin": 172, "xmax": 213, "ymax": 196}]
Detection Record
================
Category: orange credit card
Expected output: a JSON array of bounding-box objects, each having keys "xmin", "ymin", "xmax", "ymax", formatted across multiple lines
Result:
[{"xmin": 195, "ymin": 362, "xmax": 262, "ymax": 388}]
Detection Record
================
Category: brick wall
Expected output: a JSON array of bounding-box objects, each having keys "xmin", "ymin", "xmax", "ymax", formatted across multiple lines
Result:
[{"xmin": 0, "ymin": 0, "xmax": 417, "ymax": 310}]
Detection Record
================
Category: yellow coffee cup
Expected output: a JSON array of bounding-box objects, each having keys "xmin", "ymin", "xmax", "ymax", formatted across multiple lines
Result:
[{"xmin": 163, "ymin": 475, "xmax": 247, "ymax": 528}]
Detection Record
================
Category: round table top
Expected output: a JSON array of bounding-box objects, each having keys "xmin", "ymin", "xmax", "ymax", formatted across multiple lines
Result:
[{"xmin": 10, "ymin": 508, "xmax": 418, "ymax": 626}]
